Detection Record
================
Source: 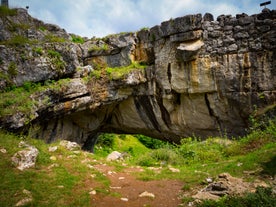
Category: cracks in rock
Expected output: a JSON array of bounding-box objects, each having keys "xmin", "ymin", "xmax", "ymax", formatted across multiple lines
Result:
[
  {"xmin": 167, "ymin": 63, "xmax": 172, "ymax": 85},
  {"xmin": 134, "ymin": 95, "xmax": 162, "ymax": 132},
  {"xmin": 204, "ymin": 93, "xmax": 223, "ymax": 133}
]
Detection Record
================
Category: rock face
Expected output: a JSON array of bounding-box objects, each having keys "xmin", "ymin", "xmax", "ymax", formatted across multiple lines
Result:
[{"xmin": 0, "ymin": 8, "xmax": 275, "ymax": 150}]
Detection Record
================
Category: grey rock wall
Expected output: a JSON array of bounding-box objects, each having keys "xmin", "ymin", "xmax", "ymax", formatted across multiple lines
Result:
[{"xmin": 0, "ymin": 8, "xmax": 275, "ymax": 150}]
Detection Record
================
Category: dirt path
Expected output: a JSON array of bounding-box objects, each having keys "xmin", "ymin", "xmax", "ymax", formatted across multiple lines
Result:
[{"xmin": 91, "ymin": 164, "xmax": 184, "ymax": 207}]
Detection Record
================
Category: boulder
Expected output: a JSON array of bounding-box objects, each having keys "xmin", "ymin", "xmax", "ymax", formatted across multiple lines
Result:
[{"xmin": 11, "ymin": 144, "xmax": 39, "ymax": 171}]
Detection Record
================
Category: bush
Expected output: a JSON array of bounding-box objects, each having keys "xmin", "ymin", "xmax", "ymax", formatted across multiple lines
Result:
[
  {"xmin": 135, "ymin": 134, "xmax": 165, "ymax": 149},
  {"xmin": 0, "ymin": 6, "xmax": 17, "ymax": 17},
  {"xmin": 136, "ymin": 144, "xmax": 184, "ymax": 166},
  {"xmin": 4, "ymin": 35, "xmax": 30, "ymax": 46},
  {"xmin": 7, "ymin": 61, "xmax": 17, "ymax": 77},
  {"xmin": 71, "ymin": 35, "xmax": 84, "ymax": 44},
  {"xmin": 96, "ymin": 133, "xmax": 115, "ymax": 148}
]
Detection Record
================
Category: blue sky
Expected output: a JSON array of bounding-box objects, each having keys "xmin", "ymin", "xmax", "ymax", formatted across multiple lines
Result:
[{"xmin": 9, "ymin": 0, "xmax": 275, "ymax": 37}]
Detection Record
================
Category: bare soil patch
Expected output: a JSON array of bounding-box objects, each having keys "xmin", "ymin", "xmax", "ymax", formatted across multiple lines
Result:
[{"xmin": 91, "ymin": 164, "xmax": 184, "ymax": 207}]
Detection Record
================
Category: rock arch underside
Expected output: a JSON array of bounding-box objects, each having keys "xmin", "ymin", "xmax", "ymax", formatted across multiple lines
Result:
[{"xmin": 0, "ymin": 8, "xmax": 275, "ymax": 151}]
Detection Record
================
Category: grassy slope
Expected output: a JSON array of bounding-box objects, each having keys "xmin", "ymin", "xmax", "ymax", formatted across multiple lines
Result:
[{"xmin": 0, "ymin": 120, "xmax": 275, "ymax": 206}]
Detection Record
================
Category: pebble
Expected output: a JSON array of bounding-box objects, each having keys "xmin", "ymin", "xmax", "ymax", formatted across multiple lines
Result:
[
  {"xmin": 121, "ymin": 197, "xmax": 128, "ymax": 202},
  {"xmin": 0, "ymin": 148, "xmax": 7, "ymax": 153},
  {"xmin": 89, "ymin": 190, "xmax": 97, "ymax": 195},
  {"xmin": 139, "ymin": 191, "xmax": 155, "ymax": 198},
  {"xmin": 48, "ymin": 146, "xmax": 58, "ymax": 152}
]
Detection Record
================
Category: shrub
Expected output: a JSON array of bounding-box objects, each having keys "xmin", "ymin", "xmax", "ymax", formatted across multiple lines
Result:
[
  {"xmin": 71, "ymin": 34, "xmax": 84, "ymax": 44},
  {"xmin": 7, "ymin": 61, "xmax": 17, "ymax": 77},
  {"xmin": 3, "ymin": 35, "xmax": 30, "ymax": 46},
  {"xmin": 135, "ymin": 134, "xmax": 165, "ymax": 149},
  {"xmin": 44, "ymin": 34, "xmax": 66, "ymax": 43},
  {"xmin": 96, "ymin": 133, "xmax": 115, "ymax": 148},
  {"xmin": 136, "ymin": 144, "xmax": 184, "ymax": 166},
  {"xmin": 47, "ymin": 50, "xmax": 65, "ymax": 71},
  {"xmin": 0, "ymin": 6, "xmax": 17, "ymax": 17},
  {"xmin": 33, "ymin": 47, "xmax": 43, "ymax": 56},
  {"xmin": 106, "ymin": 61, "xmax": 146, "ymax": 80}
]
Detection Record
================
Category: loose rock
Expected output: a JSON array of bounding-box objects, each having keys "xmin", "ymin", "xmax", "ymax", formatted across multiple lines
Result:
[
  {"xmin": 59, "ymin": 140, "xmax": 80, "ymax": 151},
  {"xmin": 139, "ymin": 191, "xmax": 155, "ymax": 198},
  {"xmin": 106, "ymin": 151, "xmax": 123, "ymax": 161},
  {"xmin": 11, "ymin": 145, "xmax": 39, "ymax": 171}
]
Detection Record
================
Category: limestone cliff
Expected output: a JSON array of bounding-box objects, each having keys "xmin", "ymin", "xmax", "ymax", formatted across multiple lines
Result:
[{"xmin": 0, "ymin": 8, "xmax": 275, "ymax": 150}]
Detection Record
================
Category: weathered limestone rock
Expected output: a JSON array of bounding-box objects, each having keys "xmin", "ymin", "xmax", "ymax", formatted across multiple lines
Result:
[
  {"xmin": 11, "ymin": 142, "xmax": 39, "ymax": 171},
  {"xmin": 106, "ymin": 151, "xmax": 123, "ymax": 161},
  {"xmin": 192, "ymin": 173, "xmax": 266, "ymax": 201},
  {"xmin": 0, "ymin": 8, "xmax": 275, "ymax": 150}
]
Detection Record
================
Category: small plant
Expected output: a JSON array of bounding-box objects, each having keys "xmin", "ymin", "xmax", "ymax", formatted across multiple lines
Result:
[
  {"xmin": 7, "ymin": 61, "xmax": 17, "ymax": 77},
  {"xmin": 0, "ymin": 6, "xmax": 17, "ymax": 17},
  {"xmin": 3, "ymin": 35, "xmax": 30, "ymax": 46},
  {"xmin": 140, "ymin": 27, "xmax": 149, "ymax": 31},
  {"xmin": 71, "ymin": 34, "xmax": 85, "ymax": 44},
  {"xmin": 39, "ymin": 26, "xmax": 46, "ymax": 31},
  {"xmin": 48, "ymin": 50, "xmax": 61, "ymax": 58},
  {"xmin": 89, "ymin": 43, "xmax": 109, "ymax": 52},
  {"xmin": 47, "ymin": 50, "xmax": 65, "ymax": 71},
  {"xmin": 106, "ymin": 61, "xmax": 146, "ymax": 80},
  {"xmin": 44, "ymin": 34, "xmax": 66, "ymax": 43},
  {"xmin": 135, "ymin": 134, "xmax": 165, "ymax": 149},
  {"xmin": 96, "ymin": 133, "xmax": 116, "ymax": 148},
  {"xmin": 33, "ymin": 47, "xmax": 43, "ymax": 56}
]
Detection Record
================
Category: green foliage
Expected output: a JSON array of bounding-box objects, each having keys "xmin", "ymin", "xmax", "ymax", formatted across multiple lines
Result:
[
  {"xmin": 71, "ymin": 34, "xmax": 85, "ymax": 44},
  {"xmin": 135, "ymin": 134, "xmax": 165, "ymax": 149},
  {"xmin": 7, "ymin": 22, "xmax": 30, "ymax": 32},
  {"xmin": 197, "ymin": 187, "xmax": 276, "ymax": 207},
  {"xmin": 139, "ymin": 27, "xmax": 149, "ymax": 31},
  {"xmin": 136, "ymin": 144, "xmax": 183, "ymax": 166},
  {"xmin": 0, "ymin": 131, "xmax": 109, "ymax": 207},
  {"xmin": 44, "ymin": 34, "xmax": 66, "ymax": 43},
  {"xmin": 2, "ymin": 35, "xmax": 30, "ymax": 46},
  {"xmin": 7, "ymin": 61, "xmax": 17, "ymax": 77},
  {"xmin": 94, "ymin": 134, "xmax": 149, "ymax": 158},
  {"xmin": 0, "ymin": 78, "xmax": 71, "ymax": 119},
  {"xmin": 106, "ymin": 61, "xmax": 146, "ymax": 80},
  {"xmin": 47, "ymin": 50, "xmax": 65, "ymax": 71},
  {"xmin": 39, "ymin": 26, "xmax": 46, "ymax": 31},
  {"xmin": 96, "ymin": 133, "xmax": 116, "ymax": 148},
  {"xmin": 48, "ymin": 50, "xmax": 61, "ymax": 58},
  {"xmin": 0, "ymin": 6, "xmax": 17, "ymax": 17},
  {"xmin": 89, "ymin": 43, "xmax": 109, "ymax": 51},
  {"xmin": 33, "ymin": 47, "xmax": 43, "ymax": 56}
]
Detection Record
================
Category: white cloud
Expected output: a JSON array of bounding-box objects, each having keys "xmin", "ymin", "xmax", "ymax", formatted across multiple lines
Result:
[{"xmin": 8, "ymin": 0, "xmax": 276, "ymax": 38}]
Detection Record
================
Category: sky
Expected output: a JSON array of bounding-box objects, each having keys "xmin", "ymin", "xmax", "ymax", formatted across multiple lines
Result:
[{"xmin": 9, "ymin": 0, "xmax": 276, "ymax": 38}]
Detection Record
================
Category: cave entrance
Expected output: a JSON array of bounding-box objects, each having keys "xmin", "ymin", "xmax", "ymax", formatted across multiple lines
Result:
[{"xmin": 82, "ymin": 132, "xmax": 170, "ymax": 155}]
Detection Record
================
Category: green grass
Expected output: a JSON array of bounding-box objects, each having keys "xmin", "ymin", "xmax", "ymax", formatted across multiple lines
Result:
[
  {"xmin": 0, "ymin": 78, "xmax": 71, "ymax": 122},
  {"xmin": 0, "ymin": 117, "xmax": 275, "ymax": 206},
  {"xmin": 0, "ymin": 6, "xmax": 17, "ymax": 17},
  {"xmin": 1, "ymin": 35, "xmax": 31, "ymax": 47},
  {"xmin": 71, "ymin": 34, "xmax": 85, "ymax": 44},
  {"xmin": 0, "ymin": 132, "xmax": 109, "ymax": 207},
  {"xmin": 106, "ymin": 61, "xmax": 146, "ymax": 80}
]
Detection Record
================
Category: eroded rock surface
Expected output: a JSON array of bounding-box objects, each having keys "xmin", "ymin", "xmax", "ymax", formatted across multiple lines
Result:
[{"xmin": 0, "ymin": 8, "xmax": 275, "ymax": 150}]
